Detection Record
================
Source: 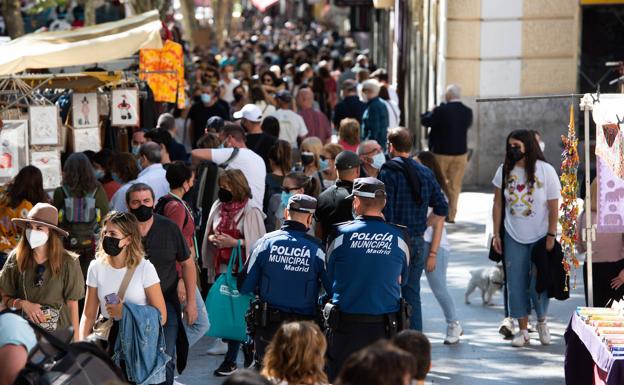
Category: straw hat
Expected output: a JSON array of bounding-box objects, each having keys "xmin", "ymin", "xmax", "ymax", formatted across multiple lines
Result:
[{"xmin": 12, "ymin": 203, "xmax": 69, "ymax": 237}]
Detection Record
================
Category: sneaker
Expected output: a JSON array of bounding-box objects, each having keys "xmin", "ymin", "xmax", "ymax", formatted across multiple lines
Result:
[
  {"xmin": 206, "ymin": 339, "xmax": 228, "ymax": 355},
  {"xmin": 173, "ymin": 380, "xmax": 186, "ymax": 385},
  {"xmin": 536, "ymin": 321, "xmax": 551, "ymax": 345},
  {"xmin": 511, "ymin": 331, "xmax": 530, "ymax": 347},
  {"xmin": 214, "ymin": 360, "xmax": 237, "ymax": 377},
  {"xmin": 444, "ymin": 321, "xmax": 463, "ymax": 344},
  {"xmin": 499, "ymin": 317, "xmax": 515, "ymax": 339}
]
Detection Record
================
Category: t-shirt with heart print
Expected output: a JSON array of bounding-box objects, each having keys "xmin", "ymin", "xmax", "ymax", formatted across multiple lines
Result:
[{"xmin": 492, "ymin": 160, "xmax": 561, "ymax": 244}]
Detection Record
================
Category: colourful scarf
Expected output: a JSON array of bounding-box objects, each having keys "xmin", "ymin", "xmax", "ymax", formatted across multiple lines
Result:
[{"xmin": 217, "ymin": 199, "xmax": 248, "ymax": 234}]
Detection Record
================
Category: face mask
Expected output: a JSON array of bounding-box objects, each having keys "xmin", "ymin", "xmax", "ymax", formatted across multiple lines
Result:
[
  {"xmin": 228, "ymin": 72, "xmax": 235, "ymax": 80},
  {"xmin": 131, "ymin": 145, "xmax": 140, "ymax": 156},
  {"xmin": 234, "ymin": 93, "xmax": 244, "ymax": 102},
  {"xmin": 319, "ymin": 158, "xmax": 329, "ymax": 171},
  {"xmin": 371, "ymin": 152, "xmax": 386, "ymax": 169},
  {"xmin": 539, "ymin": 141, "xmax": 546, "ymax": 152},
  {"xmin": 26, "ymin": 229, "xmax": 48, "ymax": 249},
  {"xmin": 103, "ymin": 236, "xmax": 124, "ymax": 257},
  {"xmin": 218, "ymin": 188, "xmax": 233, "ymax": 203},
  {"xmin": 361, "ymin": 95, "xmax": 368, "ymax": 103},
  {"xmin": 94, "ymin": 169, "xmax": 105, "ymax": 180},
  {"xmin": 201, "ymin": 93, "xmax": 212, "ymax": 104},
  {"xmin": 130, "ymin": 205, "xmax": 153, "ymax": 222},
  {"xmin": 509, "ymin": 146, "xmax": 525, "ymax": 162},
  {"xmin": 136, "ymin": 158, "xmax": 143, "ymax": 171},
  {"xmin": 301, "ymin": 153, "xmax": 315, "ymax": 166},
  {"xmin": 280, "ymin": 191, "xmax": 293, "ymax": 207},
  {"xmin": 111, "ymin": 173, "xmax": 124, "ymax": 184}
]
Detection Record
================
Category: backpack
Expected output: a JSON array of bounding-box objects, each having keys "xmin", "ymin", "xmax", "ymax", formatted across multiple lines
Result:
[
  {"xmin": 154, "ymin": 194, "xmax": 190, "ymax": 229},
  {"xmin": 8, "ymin": 310, "xmax": 126, "ymax": 385},
  {"xmin": 381, "ymin": 158, "xmax": 423, "ymax": 205},
  {"xmin": 59, "ymin": 186, "xmax": 99, "ymax": 250}
]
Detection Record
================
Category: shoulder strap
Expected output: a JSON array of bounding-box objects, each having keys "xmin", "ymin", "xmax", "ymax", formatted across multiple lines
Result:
[
  {"xmin": 221, "ymin": 147, "xmax": 240, "ymax": 168},
  {"xmin": 117, "ymin": 266, "xmax": 137, "ymax": 300},
  {"xmin": 61, "ymin": 185, "xmax": 71, "ymax": 198}
]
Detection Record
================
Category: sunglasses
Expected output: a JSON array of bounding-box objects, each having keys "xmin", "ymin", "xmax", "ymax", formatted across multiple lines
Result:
[
  {"xmin": 34, "ymin": 264, "xmax": 45, "ymax": 287},
  {"xmin": 282, "ymin": 186, "xmax": 301, "ymax": 193}
]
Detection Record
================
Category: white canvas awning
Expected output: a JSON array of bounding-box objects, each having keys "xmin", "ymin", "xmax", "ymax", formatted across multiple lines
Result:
[{"xmin": 0, "ymin": 11, "xmax": 163, "ymax": 76}]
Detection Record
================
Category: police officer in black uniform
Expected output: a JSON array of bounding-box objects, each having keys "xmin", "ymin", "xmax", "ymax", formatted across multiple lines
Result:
[
  {"xmin": 324, "ymin": 177, "xmax": 411, "ymax": 380},
  {"xmin": 240, "ymin": 194, "xmax": 331, "ymax": 368}
]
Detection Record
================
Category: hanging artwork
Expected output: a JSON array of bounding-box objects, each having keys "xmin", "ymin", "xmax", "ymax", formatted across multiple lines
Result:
[
  {"xmin": 29, "ymin": 105, "xmax": 59, "ymax": 145},
  {"xmin": 73, "ymin": 127, "xmax": 101, "ymax": 152},
  {"xmin": 0, "ymin": 120, "xmax": 28, "ymax": 185},
  {"xmin": 111, "ymin": 89, "xmax": 140, "ymax": 127},
  {"xmin": 140, "ymin": 40, "xmax": 185, "ymax": 108},
  {"xmin": 72, "ymin": 93, "xmax": 98, "ymax": 128},
  {"xmin": 30, "ymin": 150, "xmax": 62, "ymax": 190},
  {"xmin": 592, "ymin": 95, "xmax": 624, "ymax": 179},
  {"xmin": 597, "ymin": 157, "xmax": 624, "ymax": 233}
]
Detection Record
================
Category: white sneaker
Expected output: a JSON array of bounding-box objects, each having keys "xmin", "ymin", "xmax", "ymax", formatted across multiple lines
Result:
[
  {"xmin": 511, "ymin": 331, "xmax": 530, "ymax": 347},
  {"xmin": 444, "ymin": 321, "xmax": 463, "ymax": 344},
  {"xmin": 536, "ymin": 321, "xmax": 551, "ymax": 345},
  {"xmin": 206, "ymin": 339, "xmax": 228, "ymax": 355},
  {"xmin": 173, "ymin": 381, "xmax": 186, "ymax": 385},
  {"xmin": 499, "ymin": 317, "xmax": 515, "ymax": 339}
]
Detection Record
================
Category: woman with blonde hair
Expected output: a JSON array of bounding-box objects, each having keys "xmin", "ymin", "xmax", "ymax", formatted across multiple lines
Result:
[
  {"xmin": 79, "ymin": 211, "xmax": 166, "ymax": 360},
  {"xmin": 0, "ymin": 203, "xmax": 84, "ymax": 341},
  {"xmin": 262, "ymin": 321, "xmax": 328, "ymax": 385},
  {"xmin": 300, "ymin": 137, "xmax": 326, "ymax": 191},
  {"xmin": 338, "ymin": 118, "xmax": 360, "ymax": 153},
  {"xmin": 202, "ymin": 168, "xmax": 266, "ymax": 376}
]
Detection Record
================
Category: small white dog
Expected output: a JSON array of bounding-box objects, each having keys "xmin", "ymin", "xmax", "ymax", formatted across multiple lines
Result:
[{"xmin": 465, "ymin": 264, "xmax": 504, "ymax": 305}]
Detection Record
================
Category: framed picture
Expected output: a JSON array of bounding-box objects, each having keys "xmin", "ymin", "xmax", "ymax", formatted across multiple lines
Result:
[
  {"xmin": 29, "ymin": 105, "xmax": 59, "ymax": 145},
  {"xmin": 73, "ymin": 127, "xmax": 101, "ymax": 152},
  {"xmin": 0, "ymin": 120, "xmax": 29, "ymax": 184},
  {"xmin": 31, "ymin": 150, "xmax": 62, "ymax": 190},
  {"xmin": 111, "ymin": 89, "xmax": 140, "ymax": 127},
  {"xmin": 72, "ymin": 93, "xmax": 98, "ymax": 128}
]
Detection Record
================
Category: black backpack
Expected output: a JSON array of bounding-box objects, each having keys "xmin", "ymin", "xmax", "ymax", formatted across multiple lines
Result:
[
  {"xmin": 154, "ymin": 194, "xmax": 191, "ymax": 229},
  {"xmin": 7, "ymin": 310, "xmax": 126, "ymax": 385}
]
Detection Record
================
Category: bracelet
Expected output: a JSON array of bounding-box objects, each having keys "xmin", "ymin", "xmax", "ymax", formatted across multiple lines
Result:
[
  {"xmin": 11, "ymin": 298, "xmax": 21, "ymax": 309},
  {"xmin": 429, "ymin": 250, "xmax": 438, "ymax": 256},
  {"xmin": 547, "ymin": 232, "xmax": 556, "ymax": 238}
]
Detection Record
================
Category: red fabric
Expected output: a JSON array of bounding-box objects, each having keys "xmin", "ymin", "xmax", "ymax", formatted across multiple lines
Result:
[
  {"xmin": 163, "ymin": 198, "xmax": 195, "ymax": 248},
  {"xmin": 299, "ymin": 108, "xmax": 332, "ymax": 143},
  {"xmin": 214, "ymin": 199, "xmax": 248, "ymax": 272},
  {"xmin": 102, "ymin": 181, "xmax": 121, "ymax": 201},
  {"xmin": 338, "ymin": 139, "xmax": 359, "ymax": 153}
]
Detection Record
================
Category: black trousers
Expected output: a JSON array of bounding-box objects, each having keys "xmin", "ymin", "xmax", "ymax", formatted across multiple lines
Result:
[
  {"xmin": 583, "ymin": 260, "xmax": 624, "ymax": 307},
  {"xmin": 326, "ymin": 320, "xmax": 389, "ymax": 382},
  {"xmin": 254, "ymin": 313, "xmax": 316, "ymax": 367}
]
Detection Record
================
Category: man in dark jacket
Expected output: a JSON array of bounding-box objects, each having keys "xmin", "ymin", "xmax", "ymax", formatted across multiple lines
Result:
[
  {"xmin": 421, "ymin": 84, "xmax": 473, "ymax": 223},
  {"xmin": 333, "ymin": 79, "xmax": 366, "ymax": 127}
]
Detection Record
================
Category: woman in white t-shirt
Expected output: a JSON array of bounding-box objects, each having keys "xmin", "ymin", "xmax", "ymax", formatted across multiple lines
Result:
[
  {"xmin": 492, "ymin": 130, "xmax": 561, "ymax": 348},
  {"xmin": 78, "ymin": 211, "xmax": 166, "ymax": 358}
]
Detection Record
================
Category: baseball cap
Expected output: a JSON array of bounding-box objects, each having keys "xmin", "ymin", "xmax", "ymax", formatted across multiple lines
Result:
[
  {"xmin": 233, "ymin": 104, "xmax": 263, "ymax": 122},
  {"xmin": 275, "ymin": 90, "xmax": 293, "ymax": 103},
  {"xmin": 335, "ymin": 151, "xmax": 361, "ymax": 171},
  {"xmin": 347, "ymin": 177, "xmax": 386, "ymax": 199},
  {"xmin": 287, "ymin": 194, "xmax": 317, "ymax": 214}
]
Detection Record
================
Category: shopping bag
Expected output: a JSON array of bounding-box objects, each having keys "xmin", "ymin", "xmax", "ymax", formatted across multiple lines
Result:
[{"xmin": 205, "ymin": 242, "xmax": 252, "ymax": 342}]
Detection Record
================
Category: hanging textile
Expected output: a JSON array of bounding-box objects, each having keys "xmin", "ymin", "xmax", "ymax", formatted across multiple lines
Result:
[
  {"xmin": 139, "ymin": 40, "xmax": 185, "ymax": 108},
  {"xmin": 592, "ymin": 94, "xmax": 624, "ymax": 233}
]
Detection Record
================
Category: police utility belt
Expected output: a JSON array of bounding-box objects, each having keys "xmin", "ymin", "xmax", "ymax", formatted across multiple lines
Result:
[
  {"xmin": 322, "ymin": 299, "xmax": 412, "ymax": 335},
  {"xmin": 248, "ymin": 299, "xmax": 315, "ymax": 328}
]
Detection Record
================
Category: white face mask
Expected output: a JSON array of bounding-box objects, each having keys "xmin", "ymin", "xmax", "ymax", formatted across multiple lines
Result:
[
  {"xmin": 539, "ymin": 141, "xmax": 546, "ymax": 152},
  {"xmin": 26, "ymin": 229, "xmax": 49, "ymax": 249}
]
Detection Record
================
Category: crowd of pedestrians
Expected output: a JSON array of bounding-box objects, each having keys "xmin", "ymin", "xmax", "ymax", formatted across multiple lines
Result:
[{"xmin": 0, "ymin": 14, "xmax": 575, "ymax": 385}]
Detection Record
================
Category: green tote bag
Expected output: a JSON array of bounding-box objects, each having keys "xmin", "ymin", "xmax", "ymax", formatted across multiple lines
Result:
[{"xmin": 205, "ymin": 241, "xmax": 252, "ymax": 342}]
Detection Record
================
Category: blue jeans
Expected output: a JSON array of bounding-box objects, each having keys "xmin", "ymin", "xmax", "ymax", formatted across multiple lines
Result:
[
  {"xmin": 224, "ymin": 340, "xmax": 240, "ymax": 363},
  {"xmin": 162, "ymin": 302, "xmax": 178, "ymax": 385},
  {"xmin": 183, "ymin": 287, "xmax": 209, "ymax": 347},
  {"xmin": 402, "ymin": 235, "xmax": 425, "ymax": 330},
  {"xmin": 503, "ymin": 232, "xmax": 549, "ymax": 320},
  {"xmin": 423, "ymin": 243, "xmax": 457, "ymax": 324}
]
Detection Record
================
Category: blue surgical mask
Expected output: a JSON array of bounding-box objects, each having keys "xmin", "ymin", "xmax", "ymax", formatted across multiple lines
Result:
[
  {"xmin": 131, "ymin": 145, "xmax": 140, "ymax": 156},
  {"xmin": 136, "ymin": 159, "xmax": 143, "ymax": 172},
  {"xmin": 371, "ymin": 152, "xmax": 386, "ymax": 169},
  {"xmin": 319, "ymin": 158, "xmax": 329, "ymax": 171},
  {"xmin": 280, "ymin": 191, "xmax": 293, "ymax": 207},
  {"xmin": 201, "ymin": 93, "xmax": 212, "ymax": 104},
  {"xmin": 111, "ymin": 173, "xmax": 124, "ymax": 184},
  {"xmin": 94, "ymin": 169, "xmax": 105, "ymax": 180}
]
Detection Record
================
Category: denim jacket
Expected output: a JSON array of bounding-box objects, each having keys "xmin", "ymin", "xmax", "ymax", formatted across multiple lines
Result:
[{"xmin": 114, "ymin": 303, "xmax": 170, "ymax": 385}]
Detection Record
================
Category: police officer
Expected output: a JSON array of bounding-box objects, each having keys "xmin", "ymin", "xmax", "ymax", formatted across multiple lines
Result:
[
  {"xmin": 240, "ymin": 194, "xmax": 331, "ymax": 367},
  {"xmin": 325, "ymin": 177, "xmax": 410, "ymax": 380}
]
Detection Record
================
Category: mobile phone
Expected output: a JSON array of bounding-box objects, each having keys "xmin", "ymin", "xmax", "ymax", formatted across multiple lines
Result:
[{"xmin": 105, "ymin": 293, "xmax": 120, "ymax": 304}]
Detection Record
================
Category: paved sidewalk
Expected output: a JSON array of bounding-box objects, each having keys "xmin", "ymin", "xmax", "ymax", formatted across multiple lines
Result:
[{"xmin": 177, "ymin": 192, "xmax": 583, "ymax": 385}]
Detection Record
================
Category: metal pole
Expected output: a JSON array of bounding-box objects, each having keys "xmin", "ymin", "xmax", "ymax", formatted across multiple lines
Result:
[
  {"xmin": 476, "ymin": 93, "xmax": 586, "ymax": 103},
  {"xmin": 580, "ymin": 93, "xmax": 595, "ymax": 307}
]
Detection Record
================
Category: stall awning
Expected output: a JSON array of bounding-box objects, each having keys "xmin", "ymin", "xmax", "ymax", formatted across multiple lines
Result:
[{"xmin": 0, "ymin": 11, "xmax": 163, "ymax": 76}]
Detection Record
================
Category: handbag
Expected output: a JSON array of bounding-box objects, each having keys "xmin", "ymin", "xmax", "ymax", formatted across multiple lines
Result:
[
  {"xmin": 88, "ymin": 265, "xmax": 137, "ymax": 341},
  {"xmin": 488, "ymin": 168, "xmax": 506, "ymax": 263},
  {"xmin": 22, "ymin": 274, "xmax": 61, "ymax": 332},
  {"xmin": 205, "ymin": 241, "xmax": 252, "ymax": 342}
]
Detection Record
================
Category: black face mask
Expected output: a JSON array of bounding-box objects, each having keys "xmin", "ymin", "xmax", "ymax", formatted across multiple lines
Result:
[
  {"xmin": 103, "ymin": 236, "xmax": 124, "ymax": 257},
  {"xmin": 130, "ymin": 205, "xmax": 153, "ymax": 222},
  {"xmin": 301, "ymin": 154, "xmax": 315, "ymax": 166},
  {"xmin": 218, "ymin": 188, "xmax": 233, "ymax": 203},
  {"xmin": 509, "ymin": 146, "xmax": 525, "ymax": 162},
  {"xmin": 234, "ymin": 93, "xmax": 244, "ymax": 102}
]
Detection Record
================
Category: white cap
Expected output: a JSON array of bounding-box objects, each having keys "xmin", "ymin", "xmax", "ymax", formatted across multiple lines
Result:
[{"xmin": 233, "ymin": 104, "xmax": 263, "ymax": 122}]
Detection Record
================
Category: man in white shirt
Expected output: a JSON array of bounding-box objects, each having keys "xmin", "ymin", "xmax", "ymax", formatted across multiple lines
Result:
[
  {"xmin": 136, "ymin": 142, "xmax": 170, "ymax": 201},
  {"xmin": 270, "ymin": 90, "xmax": 308, "ymax": 148},
  {"xmin": 191, "ymin": 124, "xmax": 266, "ymax": 210},
  {"xmin": 218, "ymin": 64, "xmax": 240, "ymax": 104}
]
